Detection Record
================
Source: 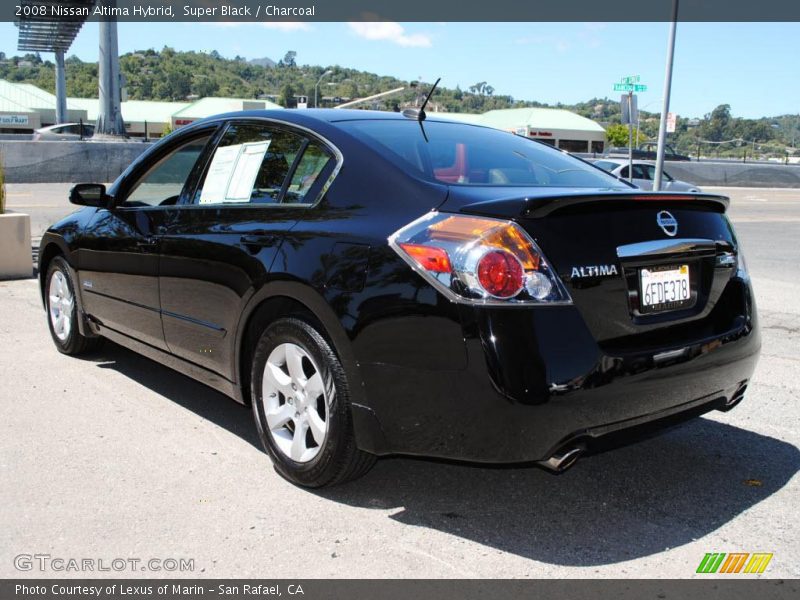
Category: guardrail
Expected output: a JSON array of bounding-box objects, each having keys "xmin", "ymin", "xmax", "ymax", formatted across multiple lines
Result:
[
  {"xmin": 0, "ymin": 140, "xmax": 151, "ymax": 184},
  {"xmin": 578, "ymin": 153, "xmax": 800, "ymax": 188},
  {"xmin": 658, "ymin": 161, "xmax": 800, "ymax": 188}
]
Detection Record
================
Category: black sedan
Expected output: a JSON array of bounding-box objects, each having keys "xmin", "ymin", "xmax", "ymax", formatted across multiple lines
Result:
[{"xmin": 39, "ymin": 109, "xmax": 760, "ymax": 487}]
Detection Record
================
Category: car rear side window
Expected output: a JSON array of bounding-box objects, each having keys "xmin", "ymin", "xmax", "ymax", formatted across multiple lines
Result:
[
  {"xmin": 193, "ymin": 124, "xmax": 329, "ymax": 206},
  {"xmin": 340, "ymin": 120, "xmax": 625, "ymax": 188},
  {"xmin": 57, "ymin": 125, "xmax": 79, "ymax": 135},
  {"xmin": 619, "ymin": 165, "xmax": 649, "ymax": 180},
  {"xmin": 284, "ymin": 142, "xmax": 333, "ymax": 204}
]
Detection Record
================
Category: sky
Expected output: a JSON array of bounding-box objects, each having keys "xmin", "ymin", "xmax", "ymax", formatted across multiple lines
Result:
[{"xmin": 0, "ymin": 21, "xmax": 797, "ymax": 119}]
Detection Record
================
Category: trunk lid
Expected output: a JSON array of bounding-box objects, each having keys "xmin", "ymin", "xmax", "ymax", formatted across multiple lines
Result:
[{"xmin": 441, "ymin": 187, "xmax": 740, "ymax": 344}]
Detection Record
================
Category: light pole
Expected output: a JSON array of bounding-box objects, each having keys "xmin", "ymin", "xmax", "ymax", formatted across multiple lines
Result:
[
  {"xmin": 654, "ymin": 0, "xmax": 679, "ymax": 191},
  {"xmin": 315, "ymin": 70, "xmax": 333, "ymax": 108}
]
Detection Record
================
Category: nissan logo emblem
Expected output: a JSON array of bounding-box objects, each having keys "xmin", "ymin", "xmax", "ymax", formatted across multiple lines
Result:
[{"xmin": 656, "ymin": 210, "xmax": 678, "ymax": 237}]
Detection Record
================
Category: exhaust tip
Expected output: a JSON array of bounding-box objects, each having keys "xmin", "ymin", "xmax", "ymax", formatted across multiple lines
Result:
[
  {"xmin": 719, "ymin": 385, "xmax": 747, "ymax": 412},
  {"xmin": 537, "ymin": 444, "xmax": 585, "ymax": 474}
]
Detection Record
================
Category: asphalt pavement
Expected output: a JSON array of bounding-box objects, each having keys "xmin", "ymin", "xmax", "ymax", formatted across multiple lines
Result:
[{"xmin": 1, "ymin": 185, "xmax": 798, "ymax": 578}]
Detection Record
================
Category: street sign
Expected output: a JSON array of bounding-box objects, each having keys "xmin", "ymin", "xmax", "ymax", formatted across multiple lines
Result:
[
  {"xmin": 620, "ymin": 75, "xmax": 640, "ymax": 84},
  {"xmin": 666, "ymin": 112, "xmax": 677, "ymax": 133},
  {"xmin": 621, "ymin": 94, "xmax": 638, "ymax": 125},
  {"xmin": 613, "ymin": 83, "xmax": 648, "ymax": 92}
]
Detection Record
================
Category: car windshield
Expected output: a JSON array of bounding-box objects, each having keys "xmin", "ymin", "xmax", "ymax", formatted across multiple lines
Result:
[{"xmin": 340, "ymin": 119, "xmax": 626, "ymax": 188}]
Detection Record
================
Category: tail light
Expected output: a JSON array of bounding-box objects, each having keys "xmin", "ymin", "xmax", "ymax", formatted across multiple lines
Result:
[{"xmin": 389, "ymin": 212, "xmax": 571, "ymax": 305}]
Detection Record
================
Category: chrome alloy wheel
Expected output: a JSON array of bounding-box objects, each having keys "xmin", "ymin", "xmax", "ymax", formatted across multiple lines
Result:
[
  {"xmin": 49, "ymin": 270, "xmax": 74, "ymax": 342},
  {"xmin": 261, "ymin": 342, "xmax": 329, "ymax": 463}
]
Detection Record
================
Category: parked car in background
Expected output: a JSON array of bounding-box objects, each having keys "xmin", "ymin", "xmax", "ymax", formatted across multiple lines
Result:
[
  {"xmin": 593, "ymin": 159, "xmax": 702, "ymax": 192},
  {"xmin": 33, "ymin": 123, "xmax": 95, "ymax": 141},
  {"xmin": 605, "ymin": 143, "xmax": 691, "ymax": 162},
  {"xmin": 39, "ymin": 110, "xmax": 757, "ymax": 488}
]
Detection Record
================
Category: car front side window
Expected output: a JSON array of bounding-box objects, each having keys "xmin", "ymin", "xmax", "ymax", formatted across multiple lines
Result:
[{"xmin": 122, "ymin": 136, "xmax": 211, "ymax": 207}]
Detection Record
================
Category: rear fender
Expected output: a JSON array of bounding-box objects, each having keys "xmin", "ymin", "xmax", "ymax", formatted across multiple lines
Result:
[{"xmin": 233, "ymin": 279, "xmax": 386, "ymax": 452}]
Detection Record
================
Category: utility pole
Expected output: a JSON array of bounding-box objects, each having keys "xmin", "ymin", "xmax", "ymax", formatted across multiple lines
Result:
[
  {"xmin": 654, "ymin": 0, "xmax": 679, "ymax": 191},
  {"xmin": 627, "ymin": 91, "xmax": 634, "ymax": 182},
  {"xmin": 96, "ymin": 0, "xmax": 125, "ymax": 137}
]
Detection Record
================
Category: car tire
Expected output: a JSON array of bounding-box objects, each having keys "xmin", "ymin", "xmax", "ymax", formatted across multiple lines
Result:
[
  {"xmin": 250, "ymin": 317, "xmax": 376, "ymax": 488},
  {"xmin": 45, "ymin": 256, "xmax": 102, "ymax": 355}
]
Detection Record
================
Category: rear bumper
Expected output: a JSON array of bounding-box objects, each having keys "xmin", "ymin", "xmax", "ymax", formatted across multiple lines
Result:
[{"xmin": 356, "ymin": 275, "xmax": 760, "ymax": 463}]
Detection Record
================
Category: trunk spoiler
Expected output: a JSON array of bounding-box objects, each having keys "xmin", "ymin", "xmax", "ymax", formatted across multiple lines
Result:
[{"xmin": 458, "ymin": 192, "xmax": 730, "ymax": 220}]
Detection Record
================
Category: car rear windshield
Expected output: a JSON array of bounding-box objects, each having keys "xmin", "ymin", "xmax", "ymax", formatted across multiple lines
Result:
[{"xmin": 340, "ymin": 119, "xmax": 626, "ymax": 188}]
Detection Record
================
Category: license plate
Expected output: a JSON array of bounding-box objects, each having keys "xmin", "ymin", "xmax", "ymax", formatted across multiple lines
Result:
[{"xmin": 639, "ymin": 264, "xmax": 691, "ymax": 313}]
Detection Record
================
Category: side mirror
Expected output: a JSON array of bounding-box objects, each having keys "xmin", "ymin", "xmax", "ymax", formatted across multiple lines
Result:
[{"xmin": 69, "ymin": 183, "xmax": 112, "ymax": 208}]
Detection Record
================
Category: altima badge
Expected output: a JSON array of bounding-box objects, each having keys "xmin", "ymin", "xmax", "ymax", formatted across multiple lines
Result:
[
  {"xmin": 657, "ymin": 210, "xmax": 678, "ymax": 237},
  {"xmin": 570, "ymin": 264, "xmax": 618, "ymax": 279}
]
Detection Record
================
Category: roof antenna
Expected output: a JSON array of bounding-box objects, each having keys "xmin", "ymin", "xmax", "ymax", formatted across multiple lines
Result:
[{"xmin": 402, "ymin": 78, "xmax": 441, "ymax": 142}]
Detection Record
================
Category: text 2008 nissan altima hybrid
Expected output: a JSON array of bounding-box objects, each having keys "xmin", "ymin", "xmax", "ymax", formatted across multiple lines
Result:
[{"xmin": 39, "ymin": 109, "xmax": 760, "ymax": 487}]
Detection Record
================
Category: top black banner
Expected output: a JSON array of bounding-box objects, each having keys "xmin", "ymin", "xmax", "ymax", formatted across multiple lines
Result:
[{"xmin": 5, "ymin": 0, "xmax": 800, "ymax": 22}]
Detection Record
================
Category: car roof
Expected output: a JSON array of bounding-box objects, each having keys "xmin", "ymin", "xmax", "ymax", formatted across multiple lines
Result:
[
  {"xmin": 39, "ymin": 123, "xmax": 84, "ymax": 129},
  {"xmin": 597, "ymin": 158, "xmax": 657, "ymax": 167},
  {"xmin": 192, "ymin": 108, "xmax": 494, "ymax": 128},
  {"xmin": 209, "ymin": 108, "xmax": 449, "ymax": 123}
]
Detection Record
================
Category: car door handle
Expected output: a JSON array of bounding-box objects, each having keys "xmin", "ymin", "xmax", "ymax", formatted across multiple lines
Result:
[
  {"xmin": 240, "ymin": 234, "xmax": 277, "ymax": 248},
  {"xmin": 136, "ymin": 237, "xmax": 157, "ymax": 247}
]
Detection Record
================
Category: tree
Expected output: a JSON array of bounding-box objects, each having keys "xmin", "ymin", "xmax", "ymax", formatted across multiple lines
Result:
[
  {"xmin": 193, "ymin": 77, "xmax": 218, "ymax": 98},
  {"xmin": 304, "ymin": 85, "xmax": 317, "ymax": 107},
  {"xmin": 699, "ymin": 104, "xmax": 731, "ymax": 141},
  {"xmin": 281, "ymin": 51, "xmax": 297, "ymax": 68},
  {"xmin": 469, "ymin": 81, "xmax": 488, "ymax": 95},
  {"xmin": 344, "ymin": 81, "xmax": 358, "ymax": 100},
  {"xmin": 279, "ymin": 83, "xmax": 295, "ymax": 108},
  {"xmin": 165, "ymin": 68, "xmax": 191, "ymax": 100},
  {"xmin": 606, "ymin": 123, "xmax": 647, "ymax": 147}
]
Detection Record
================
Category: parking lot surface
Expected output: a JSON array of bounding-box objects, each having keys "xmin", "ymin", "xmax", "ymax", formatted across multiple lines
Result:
[{"xmin": 1, "ymin": 185, "xmax": 798, "ymax": 578}]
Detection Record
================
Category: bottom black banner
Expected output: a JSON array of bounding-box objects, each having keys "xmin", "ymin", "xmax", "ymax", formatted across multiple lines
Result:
[{"xmin": 1, "ymin": 579, "xmax": 798, "ymax": 600}]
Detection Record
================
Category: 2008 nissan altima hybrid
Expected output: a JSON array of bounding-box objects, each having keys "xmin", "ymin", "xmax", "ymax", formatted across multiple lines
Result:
[{"xmin": 39, "ymin": 108, "xmax": 760, "ymax": 488}]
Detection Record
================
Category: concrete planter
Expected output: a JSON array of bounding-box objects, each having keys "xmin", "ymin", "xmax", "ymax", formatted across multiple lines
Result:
[{"xmin": 0, "ymin": 212, "xmax": 32, "ymax": 279}]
